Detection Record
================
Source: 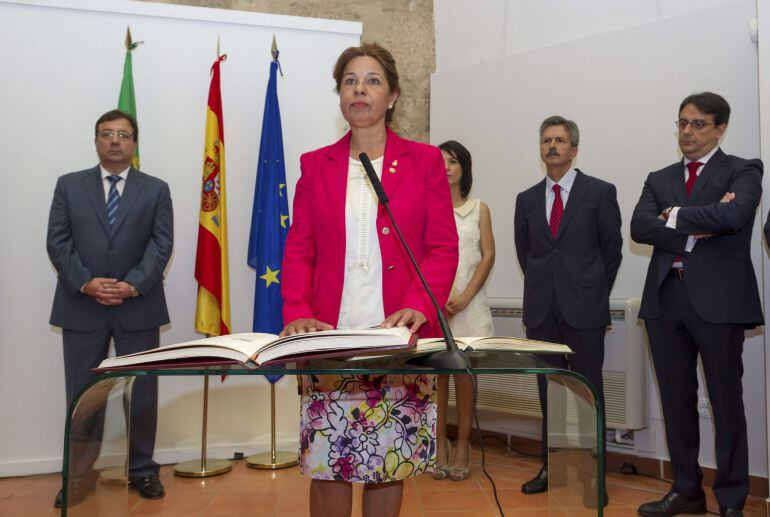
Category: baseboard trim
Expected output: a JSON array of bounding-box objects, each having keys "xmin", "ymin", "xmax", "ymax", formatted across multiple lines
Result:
[
  {"xmin": 447, "ymin": 424, "xmax": 769, "ymax": 498},
  {"xmin": 0, "ymin": 439, "xmax": 300, "ymax": 479}
]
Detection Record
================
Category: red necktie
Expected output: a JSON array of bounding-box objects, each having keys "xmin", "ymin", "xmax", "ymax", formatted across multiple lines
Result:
[
  {"xmin": 685, "ymin": 161, "xmax": 702, "ymax": 197},
  {"xmin": 674, "ymin": 161, "xmax": 703, "ymax": 265},
  {"xmin": 549, "ymin": 184, "xmax": 563, "ymax": 238}
]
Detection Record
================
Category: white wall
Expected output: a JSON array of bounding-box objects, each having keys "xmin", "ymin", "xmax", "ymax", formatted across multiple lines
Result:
[
  {"xmin": 757, "ymin": 0, "xmax": 770, "ymax": 496},
  {"xmin": 436, "ymin": 0, "xmax": 745, "ymax": 72},
  {"xmin": 0, "ymin": 0, "xmax": 360, "ymax": 476},
  {"xmin": 432, "ymin": 0, "xmax": 767, "ymax": 477}
]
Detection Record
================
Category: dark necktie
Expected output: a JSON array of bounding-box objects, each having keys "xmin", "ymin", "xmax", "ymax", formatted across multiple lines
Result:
[
  {"xmin": 674, "ymin": 161, "xmax": 703, "ymax": 265},
  {"xmin": 106, "ymin": 176, "xmax": 122, "ymax": 226},
  {"xmin": 685, "ymin": 161, "xmax": 702, "ymax": 197},
  {"xmin": 549, "ymin": 184, "xmax": 563, "ymax": 238}
]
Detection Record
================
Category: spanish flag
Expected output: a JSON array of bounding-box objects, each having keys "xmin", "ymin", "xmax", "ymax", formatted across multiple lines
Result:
[{"xmin": 194, "ymin": 54, "xmax": 230, "ymax": 336}]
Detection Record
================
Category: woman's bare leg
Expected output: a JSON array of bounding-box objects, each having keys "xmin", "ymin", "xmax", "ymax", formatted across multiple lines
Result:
[
  {"xmin": 435, "ymin": 374, "xmax": 450, "ymax": 466},
  {"xmin": 309, "ymin": 479, "xmax": 353, "ymax": 517},
  {"xmin": 362, "ymin": 480, "xmax": 404, "ymax": 517},
  {"xmin": 452, "ymin": 374, "xmax": 475, "ymax": 467}
]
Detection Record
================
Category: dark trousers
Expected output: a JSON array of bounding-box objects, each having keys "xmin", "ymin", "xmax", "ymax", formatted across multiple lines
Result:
[
  {"xmin": 62, "ymin": 318, "xmax": 160, "ymax": 481},
  {"xmin": 645, "ymin": 274, "xmax": 748, "ymax": 509},
  {"xmin": 526, "ymin": 298, "xmax": 607, "ymax": 464}
]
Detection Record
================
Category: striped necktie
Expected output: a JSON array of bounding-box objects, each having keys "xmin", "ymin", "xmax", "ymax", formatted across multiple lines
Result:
[{"xmin": 106, "ymin": 176, "xmax": 122, "ymax": 226}]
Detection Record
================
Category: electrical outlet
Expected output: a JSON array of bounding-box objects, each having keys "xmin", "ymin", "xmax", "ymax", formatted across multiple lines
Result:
[{"xmin": 697, "ymin": 398, "xmax": 711, "ymax": 418}]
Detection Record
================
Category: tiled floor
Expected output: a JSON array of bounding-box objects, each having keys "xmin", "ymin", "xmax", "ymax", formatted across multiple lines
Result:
[{"xmin": 0, "ymin": 447, "xmax": 766, "ymax": 516}]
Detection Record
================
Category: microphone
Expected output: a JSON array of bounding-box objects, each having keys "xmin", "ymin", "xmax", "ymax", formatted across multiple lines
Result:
[{"xmin": 359, "ymin": 152, "xmax": 469, "ymax": 369}]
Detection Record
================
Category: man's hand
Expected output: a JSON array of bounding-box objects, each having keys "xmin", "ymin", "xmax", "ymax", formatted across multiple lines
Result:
[
  {"xmin": 693, "ymin": 192, "xmax": 735, "ymax": 241},
  {"xmin": 279, "ymin": 318, "xmax": 333, "ymax": 337},
  {"xmin": 694, "ymin": 192, "xmax": 735, "ymax": 239},
  {"xmin": 381, "ymin": 308, "xmax": 427, "ymax": 334},
  {"xmin": 83, "ymin": 277, "xmax": 123, "ymax": 306},
  {"xmin": 658, "ymin": 207, "xmax": 673, "ymax": 221}
]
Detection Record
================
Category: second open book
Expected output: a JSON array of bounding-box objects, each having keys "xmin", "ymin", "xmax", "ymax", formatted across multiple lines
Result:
[{"xmin": 97, "ymin": 327, "xmax": 571, "ymax": 371}]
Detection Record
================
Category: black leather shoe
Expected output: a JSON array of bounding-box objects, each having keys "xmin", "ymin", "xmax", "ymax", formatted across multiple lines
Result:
[
  {"xmin": 521, "ymin": 465, "xmax": 548, "ymax": 494},
  {"xmin": 720, "ymin": 509, "xmax": 743, "ymax": 517},
  {"xmin": 129, "ymin": 475, "xmax": 165, "ymax": 499},
  {"xmin": 54, "ymin": 470, "xmax": 99, "ymax": 508},
  {"xmin": 53, "ymin": 484, "xmax": 91, "ymax": 508},
  {"xmin": 637, "ymin": 491, "xmax": 707, "ymax": 516}
]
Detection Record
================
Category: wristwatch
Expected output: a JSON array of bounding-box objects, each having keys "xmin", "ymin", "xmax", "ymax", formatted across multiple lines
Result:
[
  {"xmin": 128, "ymin": 284, "xmax": 139, "ymax": 298},
  {"xmin": 662, "ymin": 206, "xmax": 673, "ymax": 220}
]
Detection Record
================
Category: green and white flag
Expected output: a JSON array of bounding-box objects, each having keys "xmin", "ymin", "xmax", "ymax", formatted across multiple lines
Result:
[{"xmin": 118, "ymin": 26, "xmax": 142, "ymax": 169}]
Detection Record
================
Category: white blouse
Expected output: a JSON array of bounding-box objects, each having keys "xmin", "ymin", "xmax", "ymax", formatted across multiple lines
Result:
[{"xmin": 336, "ymin": 156, "xmax": 386, "ymax": 329}]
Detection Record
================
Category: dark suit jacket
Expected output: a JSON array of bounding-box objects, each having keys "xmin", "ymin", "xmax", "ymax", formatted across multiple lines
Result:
[
  {"xmin": 514, "ymin": 170, "xmax": 623, "ymax": 329},
  {"xmin": 630, "ymin": 149, "xmax": 763, "ymax": 326},
  {"xmin": 47, "ymin": 166, "xmax": 173, "ymax": 332}
]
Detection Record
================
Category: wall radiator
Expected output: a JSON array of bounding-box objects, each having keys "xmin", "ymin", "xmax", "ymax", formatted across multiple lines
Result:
[{"xmin": 449, "ymin": 298, "xmax": 648, "ymax": 430}]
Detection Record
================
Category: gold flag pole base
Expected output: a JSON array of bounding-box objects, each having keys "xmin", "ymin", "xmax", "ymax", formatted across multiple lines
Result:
[
  {"xmin": 246, "ymin": 451, "xmax": 298, "ymax": 470},
  {"xmin": 174, "ymin": 458, "xmax": 232, "ymax": 478},
  {"xmin": 99, "ymin": 466, "xmax": 127, "ymax": 484},
  {"xmin": 246, "ymin": 381, "xmax": 298, "ymax": 470},
  {"xmin": 174, "ymin": 375, "xmax": 232, "ymax": 478}
]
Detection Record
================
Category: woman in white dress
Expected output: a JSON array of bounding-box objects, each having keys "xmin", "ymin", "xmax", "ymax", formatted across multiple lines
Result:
[{"xmin": 433, "ymin": 140, "xmax": 496, "ymax": 481}]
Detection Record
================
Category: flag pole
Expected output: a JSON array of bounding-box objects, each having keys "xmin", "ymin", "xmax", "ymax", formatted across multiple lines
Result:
[
  {"xmin": 182, "ymin": 38, "xmax": 233, "ymax": 477},
  {"xmin": 100, "ymin": 25, "xmax": 145, "ymax": 485},
  {"xmin": 174, "ymin": 375, "xmax": 232, "ymax": 477},
  {"xmin": 245, "ymin": 35, "xmax": 296, "ymax": 470},
  {"xmin": 246, "ymin": 381, "xmax": 298, "ymax": 469}
]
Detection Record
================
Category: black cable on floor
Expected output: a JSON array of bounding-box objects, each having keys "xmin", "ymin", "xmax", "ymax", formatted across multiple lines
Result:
[
  {"xmin": 468, "ymin": 434, "xmax": 541, "ymax": 459},
  {"xmin": 468, "ymin": 368, "xmax": 505, "ymax": 517}
]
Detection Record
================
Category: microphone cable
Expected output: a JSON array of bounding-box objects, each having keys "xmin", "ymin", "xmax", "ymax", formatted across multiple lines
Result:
[{"xmin": 467, "ymin": 367, "xmax": 505, "ymax": 517}]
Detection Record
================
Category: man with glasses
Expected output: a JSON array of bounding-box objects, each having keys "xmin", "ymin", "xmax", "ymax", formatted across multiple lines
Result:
[
  {"xmin": 631, "ymin": 92, "xmax": 762, "ymax": 517},
  {"xmin": 47, "ymin": 109, "xmax": 173, "ymax": 507}
]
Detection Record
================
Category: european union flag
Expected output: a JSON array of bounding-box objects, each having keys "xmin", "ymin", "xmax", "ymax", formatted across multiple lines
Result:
[{"xmin": 248, "ymin": 58, "xmax": 289, "ymax": 384}]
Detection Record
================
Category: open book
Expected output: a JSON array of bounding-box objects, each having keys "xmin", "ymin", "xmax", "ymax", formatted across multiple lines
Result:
[
  {"xmin": 345, "ymin": 335, "xmax": 572, "ymax": 361},
  {"xmin": 97, "ymin": 327, "xmax": 415, "ymax": 371},
  {"xmin": 416, "ymin": 336, "xmax": 572, "ymax": 354}
]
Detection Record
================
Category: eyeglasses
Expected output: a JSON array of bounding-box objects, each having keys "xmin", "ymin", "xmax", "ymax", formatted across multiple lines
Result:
[
  {"xmin": 675, "ymin": 119, "xmax": 713, "ymax": 130},
  {"xmin": 97, "ymin": 129, "xmax": 134, "ymax": 140}
]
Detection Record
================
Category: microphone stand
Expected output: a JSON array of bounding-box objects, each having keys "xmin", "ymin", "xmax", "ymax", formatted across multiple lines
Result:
[{"xmin": 358, "ymin": 153, "xmax": 469, "ymax": 370}]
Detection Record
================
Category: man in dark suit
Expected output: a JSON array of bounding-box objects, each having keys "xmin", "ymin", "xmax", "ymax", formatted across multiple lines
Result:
[
  {"xmin": 631, "ymin": 92, "xmax": 762, "ymax": 517},
  {"xmin": 47, "ymin": 110, "xmax": 173, "ymax": 507},
  {"xmin": 514, "ymin": 115, "xmax": 622, "ymax": 500}
]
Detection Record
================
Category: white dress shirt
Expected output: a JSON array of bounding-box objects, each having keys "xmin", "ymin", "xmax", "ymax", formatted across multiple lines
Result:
[
  {"xmin": 99, "ymin": 165, "xmax": 129, "ymax": 201},
  {"xmin": 666, "ymin": 146, "xmax": 719, "ymax": 265},
  {"xmin": 337, "ymin": 156, "xmax": 386, "ymax": 329},
  {"xmin": 545, "ymin": 168, "xmax": 577, "ymax": 222}
]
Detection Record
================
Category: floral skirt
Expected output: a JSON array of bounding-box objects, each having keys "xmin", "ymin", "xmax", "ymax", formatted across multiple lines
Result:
[{"xmin": 299, "ymin": 373, "xmax": 436, "ymax": 483}]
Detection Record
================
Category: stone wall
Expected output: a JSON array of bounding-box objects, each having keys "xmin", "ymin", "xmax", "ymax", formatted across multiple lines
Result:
[{"xmin": 141, "ymin": 0, "xmax": 435, "ymax": 141}]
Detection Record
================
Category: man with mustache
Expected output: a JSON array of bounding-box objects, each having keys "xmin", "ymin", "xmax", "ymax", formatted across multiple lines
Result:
[
  {"xmin": 514, "ymin": 115, "xmax": 622, "ymax": 505},
  {"xmin": 631, "ymin": 92, "xmax": 762, "ymax": 517}
]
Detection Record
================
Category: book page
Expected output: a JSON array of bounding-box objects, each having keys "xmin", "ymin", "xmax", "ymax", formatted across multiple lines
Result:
[
  {"xmin": 105, "ymin": 333, "xmax": 279, "ymax": 361},
  {"xmin": 256, "ymin": 326, "xmax": 413, "ymax": 364},
  {"xmin": 99, "ymin": 346, "xmax": 248, "ymax": 369},
  {"xmin": 416, "ymin": 336, "xmax": 571, "ymax": 354}
]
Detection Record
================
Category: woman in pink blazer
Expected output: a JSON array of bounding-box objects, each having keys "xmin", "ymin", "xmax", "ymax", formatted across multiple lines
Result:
[{"xmin": 280, "ymin": 43, "xmax": 458, "ymax": 516}]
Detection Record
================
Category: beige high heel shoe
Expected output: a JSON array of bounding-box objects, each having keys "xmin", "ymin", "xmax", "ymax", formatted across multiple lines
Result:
[
  {"xmin": 449, "ymin": 441, "xmax": 471, "ymax": 481},
  {"xmin": 432, "ymin": 438, "xmax": 452, "ymax": 480}
]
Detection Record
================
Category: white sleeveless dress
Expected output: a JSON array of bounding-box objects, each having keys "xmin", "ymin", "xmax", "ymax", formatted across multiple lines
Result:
[{"xmin": 448, "ymin": 199, "xmax": 495, "ymax": 337}]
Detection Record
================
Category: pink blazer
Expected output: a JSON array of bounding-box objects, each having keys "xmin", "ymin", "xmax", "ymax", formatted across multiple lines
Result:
[{"xmin": 281, "ymin": 128, "xmax": 459, "ymax": 338}]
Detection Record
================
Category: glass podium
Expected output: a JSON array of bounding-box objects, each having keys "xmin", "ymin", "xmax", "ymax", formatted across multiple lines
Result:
[{"xmin": 61, "ymin": 350, "xmax": 605, "ymax": 516}]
